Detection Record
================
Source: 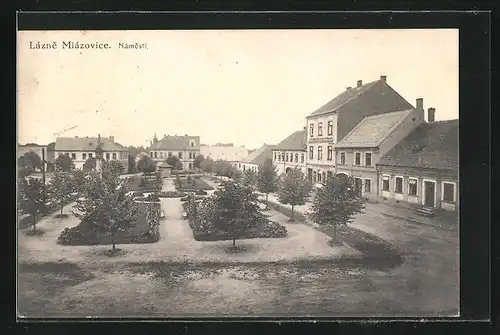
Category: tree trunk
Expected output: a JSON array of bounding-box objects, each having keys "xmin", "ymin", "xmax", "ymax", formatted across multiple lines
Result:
[
  {"xmin": 291, "ymin": 205, "xmax": 294, "ymax": 218},
  {"xmin": 60, "ymin": 202, "xmax": 64, "ymax": 215},
  {"xmin": 32, "ymin": 213, "xmax": 37, "ymax": 231},
  {"xmin": 232, "ymin": 239, "xmax": 236, "ymax": 247},
  {"xmin": 111, "ymin": 233, "xmax": 116, "ymax": 250},
  {"xmin": 333, "ymin": 224, "xmax": 337, "ymax": 240},
  {"xmin": 265, "ymin": 193, "xmax": 269, "ymax": 209}
]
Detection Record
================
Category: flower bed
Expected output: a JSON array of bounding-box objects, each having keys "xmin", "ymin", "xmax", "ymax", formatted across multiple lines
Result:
[
  {"xmin": 175, "ymin": 177, "xmax": 214, "ymax": 191},
  {"xmin": 158, "ymin": 191, "xmax": 186, "ymax": 198},
  {"xmin": 189, "ymin": 219, "xmax": 288, "ymax": 241}
]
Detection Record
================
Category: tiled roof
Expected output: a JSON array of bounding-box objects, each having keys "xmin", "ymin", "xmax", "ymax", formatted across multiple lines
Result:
[
  {"xmin": 241, "ymin": 144, "xmax": 276, "ymax": 165},
  {"xmin": 55, "ymin": 137, "xmax": 128, "ymax": 152},
  {"xmin": 336, "ymin": 109, "xmax": 413, "ymax": 148},
  {"xmin": 200, "ymin": 145, "xmax": 248, "ymax": 162},
  {"xmin": 274, "ymin": 130, "xmax": 307, "ymax": 151},
  {"xmin": 377, "ymin": 120, "xmax": 458, "ymax": 171},
  {"xmin": 150, "ymin": 135, "xmax": 200, "ymax": 150},
  {"xmin": 307, "ymin": 80, "xmax": 381, "ymax": 117}
]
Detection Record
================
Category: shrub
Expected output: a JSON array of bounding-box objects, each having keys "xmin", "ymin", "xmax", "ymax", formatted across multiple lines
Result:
[{"xmin": 158, "ymin": 191, "xmax": 186, "ymax": 198}]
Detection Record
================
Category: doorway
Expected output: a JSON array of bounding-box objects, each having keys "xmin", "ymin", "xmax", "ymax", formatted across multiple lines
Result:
[{"xmin": 424, "ymin": 181, "xmax": 435, "ymax": 207}]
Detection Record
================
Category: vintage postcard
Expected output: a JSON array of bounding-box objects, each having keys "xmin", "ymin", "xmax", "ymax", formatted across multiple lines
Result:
[{"xmin": 17, "ymin": 28, "xmax": 459, "ymax": 318}]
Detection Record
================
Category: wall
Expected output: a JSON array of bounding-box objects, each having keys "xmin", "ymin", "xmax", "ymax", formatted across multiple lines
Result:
[
  {"xmin": 377, "ymin": 165, "xmax": 459, "ymax": 211},
  {"xmin": 306, "ymin": 112, "xmax": 337, "ymax": 168},
  {"xmin": 55, "ymin": 150, "xmax": 128, "ymax": 171},
  {"xmin": 272, "ymin": 149, "xmax": 307, "ymax": 176},
  {"xmin": 150, "ymin": 149, "xmax": 200, "ymax": 170}
]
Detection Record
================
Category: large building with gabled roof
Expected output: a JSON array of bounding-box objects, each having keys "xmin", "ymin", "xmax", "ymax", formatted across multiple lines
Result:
[
  {"xmin": 238, "ymin": 144, "xmax": 276, "ymax": 173},
  {"xmin": 148, "ymin": 134, "xmax": 200, "ymax": 170},
  {"xmin": 272, "ymin": 128, "xmax": 307, "ymax": 176}
]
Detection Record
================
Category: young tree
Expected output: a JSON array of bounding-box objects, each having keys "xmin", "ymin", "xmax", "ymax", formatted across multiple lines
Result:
[
  {"xmin": 106, "ymin": 160, "xmax": 125, "ymax": 176},
  {"xmin": 18, "ymin": 177, "xmax": 46, "ymax": 232},
  {"xmin": 166, "ymin": 155, "xmax": 183, "ymax": 170},
  {"xmin": 308, "ymin": 175, "xmax": 366, "ymax": 241},
  {"xmin": 201, "ymin": 181, "xmax": 267, "ymax": 250},
  {"xmin": 83, "ymin": 157, "xmax": 97, "ymax": 172},
  {"xmin": 154, "ymin": 170, "xmax": 163, "ymax": 194},
  {"xmin": 193, "ymin": 154, "xmax": 205, "ymax": 169},
  {"xmin": 73, "ymin": 169, "xmax": 138, "ymax": 251},
  {"xmin": 200, "ymin": 157, "xmax": 214, "ymax": 175},
  {"xmin": 241, "ymin": 169, "xmax": 258, "ymax": 189},
  {"xmin": 257, "ymin": 158, "xmax": 279, "ymax": 209},
  {"xmin": 55, "ymin": 155, "xmax": 74, "ymax": 172},
  {"xmin": 277, "ymin": 167, "xmax": 312, "ymax": 221},
  {"xmin": 127, "ymin": 154, "xmax": 137, "ymax": 174},
  {"xmin": 48, "ymin": 172, "xmax": 74, "ymax": 216},
  {"xmin": 19, "ymin": 151, "xmax": 43, "ymax": 172},
  {"xmin": 136, "ymin": 155, "xmax": 156, "ymax": 173},
  {"xmin": 72, "ymin": 169, "xmax": 88, "ymax": 195}
]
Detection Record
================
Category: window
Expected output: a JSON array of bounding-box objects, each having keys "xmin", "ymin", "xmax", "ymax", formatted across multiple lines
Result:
[
  {"xmin": 295, "ymin": 153, "xmax": 298, "ymax": 163},
  {"xmin": 309, "ymin": 124, "xmax": 314, "ymax": 137},
  {"xmin": 394, "ymin": 176, "xmax": 403, "ymax": 194},
  {"xmin": 112, "ymin": 153, "xmax": 117, "ymax": 160},
  {"xmin": 189, "ymin": 152, "xmax": 192, "ymax": 159},
  {"xmin": 150, "ymin": 152, "xmax": 153, "ymax": 157},
  {"xmin": 65, "ymin": 153, "xmax": 69, "ymax": 156},
  {"xmin": 408, "ymin": 178, "xmax": 418, "ymax": 196},
  {"xmin": 58, "ymin": 153, "xmax": 63, "ymax": 157},
  {"xmin": 243, "ymin": 165, "xmax": 246, "ymax": 171},
  {"xmin": 443, "ymin": 182, "xmax": 455, "ymax": 202},
  {"xmin": 365, "ymin": 153, "xmax": 372, "ymax": 166},
  {"xmin": 192, "ymin": 153, "xmax": 196, "ymax": 159},
  {"xmin": 105, "ymin": 153, "xmax": 110, "ymax": 160},
  {"xmin": 71, "ymin": 153, "xmax": 76, "ymax": 160},
  {"xmin": 285, "ymin": 153, "xmax": 289, "ymax": 162},
  {"xmin": 89, "ymin": 153, "xmax": 93, "ymax": 158},
  {"xmin": 189, "ymin": 163, "xmax": 193, "ymax": 169},
  {"xmin": 328, "ymin": 121, "xmax": 333, "ymax": 135},
  {"xmin": 301, "ymin": 153, "xmax": 304, "ymax": 163},
  {"xmin": 82, "ymin": 153, "xmax": 87, "ymax": 160},
  {"xmin": 190, "ymin": 141, "xmax": 195, "ymax": 147},
  {"xmin": 318, "ymin": 122, "xmax": 323, "ymax": 136},
  {"xmin": 365, "ymin": 179, "xmax": 371, "ymax": 193},
  {"xmin": 178, "ymin": 152, "xmax": 183, "ymax": 159},
  {"xmin": 340, "ymin": 152, "xmax": 346, "ymax": 165},
  {"xmin": 154, "ymin": 152, "xmax": 157, "ymax": 159},
  {"xmin": 274, "ymin": 152, "xmax": 277, "ymax": 161},
  {"xmin": 168, "ymin": 152, "xmax": 172, "ymax": 157},
  {"xmin": 382, "ymin": 175, "xmax": 390, "ymax": 191},
  {"xmin": 278, "ymin": 153, "xmax": 281, "ymax": 161},
  {"xmin": 317, "ymin": 171, "xmax": 322, "ymax": 183},
  {"xmin": 313, "ymin": 171, "xmax": 317, "ymax": 182},
  {"xmin": 355, "ymin": 152, "xmax": 361, "ymax": 165},
  {"xmin": 327, "ymin": 146, "xmax": 333, "ymax": 161},
  {"xmin": 309, "ymin": 146, "xmax": 314, "ymax": 159}
]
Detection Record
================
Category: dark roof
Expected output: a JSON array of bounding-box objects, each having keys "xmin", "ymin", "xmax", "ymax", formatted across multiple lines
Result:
[
  {"xmin": 47, "ymin": 142, "xmax": 56, "ymax": 151},
  {"xmin": 150, "ymin": 135, "xmax": 200, "ymax": 150},
  {"xmin": 55, "ymin": 137, "xmax": 128, "ymax": 152},
  {"xmin": 274, "ymin": 130, "xmax": 307, "ymax": 151},
  {"xmin": 336, "ymin": 109, "xmax": 413, "ymax": 148},
  {"xmin": 377, "ymin": 120, "xmax": 458, "ymax": 171},
  {"xmin": 307, "ymin": 80, "xmax": 381, "ymax": 118},
  {"xmin": 241, "ymin": 144, "xmax": 276, "ymax": 165}
]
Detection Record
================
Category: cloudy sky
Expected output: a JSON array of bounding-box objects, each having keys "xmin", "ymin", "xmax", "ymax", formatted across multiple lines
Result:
[{"xmin": 18, "ymin": 29, "xmax": 458, "ymax": 149}]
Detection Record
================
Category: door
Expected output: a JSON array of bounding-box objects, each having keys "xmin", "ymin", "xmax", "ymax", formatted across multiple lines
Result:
[
  {"xmin": 424, "ymin": 181, "xmax": 435, "ymax": 207},
  {"xmin": 354, "ymin": 178, "xmax": 363, "ymax": 196}
]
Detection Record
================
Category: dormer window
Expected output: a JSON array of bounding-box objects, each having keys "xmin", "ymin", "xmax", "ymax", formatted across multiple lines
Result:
[{"xmin": 190, "ymin": 140, "xmax": 195, "ymax": 147}]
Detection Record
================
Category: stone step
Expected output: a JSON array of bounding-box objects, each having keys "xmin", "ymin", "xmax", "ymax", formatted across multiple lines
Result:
[{"xmin": 415, "ymin": 207, "xmax": 435, "ymax": 216}]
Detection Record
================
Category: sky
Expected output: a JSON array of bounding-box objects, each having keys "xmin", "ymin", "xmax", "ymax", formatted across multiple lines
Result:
[{"xmin": 18, "ymin": 29, "xmax": 458, "ymax": 149}]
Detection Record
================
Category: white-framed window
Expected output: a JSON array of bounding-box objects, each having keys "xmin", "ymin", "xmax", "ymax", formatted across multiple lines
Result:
[
  {"xmin": 168, "ymin": 152, "xmax": 172, "ymax": 157},
  {"xmin": 442, "ymin": 181, "xmax": 456, "ymax": 203},
  {"xmin": 354, "ymin": 152, "xmax": 361, "ymax": 166},
  {"xmin": 365, "ymin": 152, "xmax": 372, "ymax": 166},
  {"xmin": 309, "ymin": 123, "xmax": 314, "ymax": 137},
  {"xmin": 309, "ymin": 146, "xmax": 314, "ymax": 159},
  {"xmin": 178, "ymin": 152, "xmax": 183, "ymax": 159},
  {"xmin": 274, "ymin": 152, "xmax": 277, "ymax": 161},
  {"xmin": 318, "ymin": 146, "xmax": 323, "ymax": 160},
  {"xmin": 112, "ymin": 153, "xmax": 117, "ymax": 160},
  {"xmin": 364, "ymin": 179, "xmax": 371, "ymax": 193},
  {"xmin": 88, "ymin": 153, "xmax": 93, "ymax": 158},
  {"xmin": 318, "ymin": 122, "xmax": 323, "ymax": 136},
  {"xmin": 327, "ymin": 121, "xmax": 333, "ymax": 135},
  {"xmin": 408, "ymin": 178, "xmax": 418, "ymax": 196},
  {"xmin": 301, "ymin": 153, "xmax": 305, "ymax": 163},
  {"xmin": 295, "ymin": 153, "xmax": 299, "ymax": 163},
  {"xmin": 382, "ymin": 175, "xmax": 390, "ymax": 191},
  {"xmin": 317, "ymin": 171, "xmax": 322, "ymax": 183},
  {"xmin": 340, "ymin": 152, "xmax": 346, "ymax": 165},
  {"xmin": 327, "ymin": 146, "xmax": 333, "ymax": 161},
  {"xmin": 82, "ymin": 153, "xmax": 87, "ymax": 160},
  {"xmin": 106, "ymin": 153, "xmax": 110, "ymax": 160},
  {"xmin": 394, "ymin": 176, "xmax": 404, "ymax": 194},
  {"xmin": 71, "ymin": 153, "xmax": 76, "ymax": 160}
]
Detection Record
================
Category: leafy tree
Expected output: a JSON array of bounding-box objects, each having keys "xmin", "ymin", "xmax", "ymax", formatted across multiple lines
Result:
[
  {"xmin": 48, "ymin": 172, "xmax": 74, "ymax": 216},
  {"xmin": 127, "ymin": 154, "xmax": 137, "ymax": 174},
  {"xmin": 83, "ymin": 157, "xmax": 97, "ymax": 172},
  {"xmin": 200, "ymin": 181, "xmax": 267, "ymax": 250},
  {"xmin": 18, "ymin": 151, "xmax": 43, "ymax": 177},
  {"xmin": 72, "ymin": 169, "xmax": 88, "ymax": 195},
  {"xmin": 106, "ymin": 160, "xmax": 125, "ymax": 176},
  {"xmin": 166, "ymin": 155, "xmax": 183, "ymax": 170},
  {"xmin": 242, "ymin": 169, "xmax": 258, "ymax": 188},
  {"xmin": 277, "ymin": 167, "xmax": 312, "ymax": 221},
  {"xmin": 154, "ymin": 170, "xmax": 163, "ymax": 194},
  {"xmin": 193, "ymin": 154, "xmax": 205, "ymax": 169},
  {"xmin": 18, "ymin": 177, "xmax": 46, "ymax": 232},
  {"xmin": 55, "ymin": 154, "xmax": 74, "ymax": 172},
  {"xmin": 308, "ymin": 175, "xmax": 366, "ymax": 241},
  {"xmin": 200, "ymin": 157, "xmax": 214, "ymax": 175},
  {"xmin": 257, "ymin": 158, "xmax": 279, "ymax": 209},
  {"xmin": 72, "ymin": 168, "xmax": 138, "ymax": 251},
  {"xmin": 136, "ymin": 155, "xmax": 156, "ymax": 173}
]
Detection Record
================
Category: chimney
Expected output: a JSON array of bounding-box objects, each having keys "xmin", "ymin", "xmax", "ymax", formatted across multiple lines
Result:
[
  {"xmin": 346, "ymin": 86, "xmax": 352, "ymax": 90},
  {"xmin": 427, "ymin": 108, "xmax": 436, "ymax": 122},
  {"xmin": 109, "ymin": 136, "xmax": 114, "ymax": 142},
  {"xmin": 357, "ymin": 80, "xmax": 363, "ymax": 88},
  {"xmin": 416, "ymin": 98, "xmax": 423, "ymax": 111},
  {"xmin": 380, "ymin": 75, "xmax": 387, "ymax": 82}
]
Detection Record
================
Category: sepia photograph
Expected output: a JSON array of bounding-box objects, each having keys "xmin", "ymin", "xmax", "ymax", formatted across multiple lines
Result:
[{"xmin": 17, "ymin": 28, "xmax": 459, "ymax": 318}]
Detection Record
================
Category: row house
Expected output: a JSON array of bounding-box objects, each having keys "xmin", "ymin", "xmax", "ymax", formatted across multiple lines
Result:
[
  {"xmin": 272, "ymin": 128, "xmax": 307, "ymax": 176},
  {"xmin": 200, "ymin": 144, "xmax": 249, "ymax": 168},
  {"xmin": 148, "ymin": 134, "xmax": 200, "ymax": 170},
  {"xmin": 238, "ymin": 144, "xmax": 275, "ymax": 173},
  {"xmin": 54, "ymin": 135, "xmax": 129, "ymax": 170},
  {"xmin": 305, "ymin": 75, "xmax": 414, "ymax": 185},
  {"xmin": 377, "ymin": 110, "xmax": 458, "ymax": 212},
  {"xmin": 334, "ymin": 102, "xmax": 425, "ymax": 202}
]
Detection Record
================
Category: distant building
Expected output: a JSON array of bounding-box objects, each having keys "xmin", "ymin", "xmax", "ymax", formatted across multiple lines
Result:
[
  {"xmin": 18, "ymin": 143, "xmax": 48, "ymax": 171},
  {"xmin": 272, "ymin": 128, "xmax": 307, "ymax": 176},
  {"xmin": 305, "ymin": 75, "xmax": 414, "ymax": 184},
  {"xmin": 238, "ymin": 144, "xmax": 276, "ymax": 173},
  {"xmin": 377, "ymin": 110, "xmax": 458, "ymax": 211},
  {"xmin": 148, "ymin": 134, "xmax": 200, "ymax": 170},
  {"xmin": 200, "ymin": 145, "xmax": 248, "ymax": 166},
  {"xmin": 54, "ymin": 135, "xmax": 129, "ymax": 170}
]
